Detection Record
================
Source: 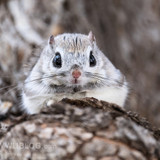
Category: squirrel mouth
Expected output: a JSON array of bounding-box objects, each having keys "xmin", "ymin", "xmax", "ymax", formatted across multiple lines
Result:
[
  {"xmin": 74, "ymin": 79, "xmax": 78, "ymax": 83},
  {"xmin": 72, "ymin": 78, "xmax": 79, "ymax": 84}
]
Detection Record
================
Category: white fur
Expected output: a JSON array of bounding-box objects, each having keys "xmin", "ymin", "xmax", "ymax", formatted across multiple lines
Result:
[
  {"xmin": 22, "ymin": 93, "xmax": 48, "ymax": 114},
  {"xmin": 22, "ymin": 83, "xmax": 128, "ymax": 114},
  {"xmin": 22, "ymin": 33, "xmax": 129, "ymax": 114},
  {"xmin": 22, "ymin": 91, "xmax": 86, "ymax": 114},
  {"xmin": 86, "ymin": 85, "xmax": 128, "ymax": 106}
]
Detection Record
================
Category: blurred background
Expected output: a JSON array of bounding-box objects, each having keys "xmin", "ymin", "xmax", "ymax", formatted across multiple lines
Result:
[{"xmin": 0, "ymin": 0, "xmax": 159, "ymax": 127}]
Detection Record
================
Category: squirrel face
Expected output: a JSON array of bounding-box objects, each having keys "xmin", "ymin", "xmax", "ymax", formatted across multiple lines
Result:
[{"xmin": 40, "ymin": 32, "xmax": 109, "ymax": 89}]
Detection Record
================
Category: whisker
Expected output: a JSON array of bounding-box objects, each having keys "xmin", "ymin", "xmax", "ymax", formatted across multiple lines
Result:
[
  {"xmin": 3, "ymin": 85, "xmax": 20, "ymax": 96},
  {"xmin": 0, "ymin": 84, "xmax": 17, "ymax": 92},
  {"xmin": 24, "ymin": 71, "xmax": 67, "ymax": 85},
  {"xmin": 85, "ymin": 71, "xmax": 127, "ymax": 87},
  {"xmin": 0, "ymin": 75, "xmax": 12, "ymax": 78},
  {"xmin": 86, "ymin": 74, "xmax": 111, "ymax": 87},
  {"xmin": 24, "ymin": 75, "xmax": 55, "ymax": 84},
  {"xmin": 0, "ymin": 71, "xmax": 68, "ymax": 97}
]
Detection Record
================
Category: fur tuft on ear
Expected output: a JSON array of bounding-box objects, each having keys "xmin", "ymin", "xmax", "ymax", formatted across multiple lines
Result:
[
  {"xmin": 48, "ymin": 35, "xmax": 55, "ymax": 45},
  {"xmin": 88, "ymin": 31, "xmax": 96, "ymax": 43}
]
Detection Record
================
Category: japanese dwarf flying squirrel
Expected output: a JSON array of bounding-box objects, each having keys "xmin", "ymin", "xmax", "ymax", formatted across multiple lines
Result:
[{"xmin": 22, "ymin": 32, "xmax": 128, "ymax": 114}]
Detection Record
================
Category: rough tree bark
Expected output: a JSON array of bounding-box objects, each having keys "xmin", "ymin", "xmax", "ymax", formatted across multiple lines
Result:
[
  {"xmin": 0, "ymin": 0, "xmax": 160, "ymax": 126},
  {"xmin": 0, "ymin": 98, "xmax": 160, "ymax": 160}
]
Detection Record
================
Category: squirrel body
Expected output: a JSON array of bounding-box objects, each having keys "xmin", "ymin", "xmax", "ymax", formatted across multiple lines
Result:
[{"xmin": 22, "ymin": 32, "xmax": 128, "ymax": 114}]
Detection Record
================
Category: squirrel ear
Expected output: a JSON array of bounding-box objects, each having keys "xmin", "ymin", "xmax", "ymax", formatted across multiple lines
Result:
[
  {"xmin": 88, "ymin": 31, "xmax": 96, "ymax": 43},
  {"xmin": 48, "ymin": 35, "xmax": 55, "ymax": 45}
]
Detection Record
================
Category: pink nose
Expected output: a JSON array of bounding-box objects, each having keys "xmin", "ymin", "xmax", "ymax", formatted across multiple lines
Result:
[{"xmin": 72, "ymin": 70, "xmax": 81, "ymax": 79}]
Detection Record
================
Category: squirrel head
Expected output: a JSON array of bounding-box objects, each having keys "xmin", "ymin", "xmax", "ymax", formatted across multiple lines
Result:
[{"xmin": 38, "ymin": 32, "xmax": 119, "ymax": 88}]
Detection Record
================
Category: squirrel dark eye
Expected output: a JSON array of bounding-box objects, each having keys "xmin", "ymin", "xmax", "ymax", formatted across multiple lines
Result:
[
  {"xmin": 89, "ymin": 51, "xmax": 96, "ymax": 67},
  {"xmin": 53, "ymin": 52, "xmax": 62, "ymax": 68}
]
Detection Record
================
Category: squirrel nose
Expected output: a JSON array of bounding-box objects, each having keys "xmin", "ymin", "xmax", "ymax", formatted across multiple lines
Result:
[{"xmin": 72, "ymin": 70, "xmax": 81, "ymax": 79}]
